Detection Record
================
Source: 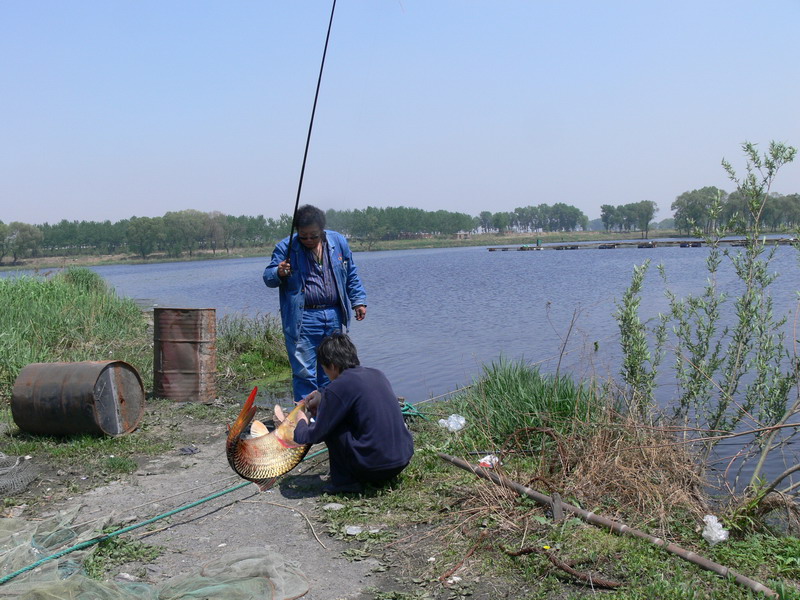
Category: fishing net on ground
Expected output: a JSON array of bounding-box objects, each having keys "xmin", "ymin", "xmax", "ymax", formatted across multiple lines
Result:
[
  {"xmin": 0, "ymin": 453, "xmax": 38, "ymax": 496},
  {"xmin": 0, "ymin": 508, "xmax": 309, "ymax": 600}
]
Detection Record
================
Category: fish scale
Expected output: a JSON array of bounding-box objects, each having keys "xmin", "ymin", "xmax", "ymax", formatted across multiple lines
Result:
[{"xmin": 226, "ymin": 387, "xmax": 311, "ymax": 491}]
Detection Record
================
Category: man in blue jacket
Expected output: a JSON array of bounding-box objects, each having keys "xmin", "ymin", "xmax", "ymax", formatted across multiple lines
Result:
[
  {"xmin": 263, "ymin": 205, "xmax": 367, "ymax": 404},
  {"xmin": 292, "ymin": 332, "xmax": 414, "ymax": 494}
]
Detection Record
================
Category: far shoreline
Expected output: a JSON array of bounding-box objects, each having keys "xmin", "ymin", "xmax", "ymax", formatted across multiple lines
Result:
[{"xmin": 0, "ymin": 229, "xmax": 699, "ymax": 272}]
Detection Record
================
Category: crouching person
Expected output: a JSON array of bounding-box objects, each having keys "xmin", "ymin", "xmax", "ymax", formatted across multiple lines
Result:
[{"xmin": 293, "ymin": 332, "xmax": 414, "ymax": 494}]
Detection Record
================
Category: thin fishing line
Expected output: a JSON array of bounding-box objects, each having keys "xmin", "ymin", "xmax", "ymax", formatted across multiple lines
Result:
[{"xmin": 287, "ymin": 0, "xmax": 337, "ymax": 252}]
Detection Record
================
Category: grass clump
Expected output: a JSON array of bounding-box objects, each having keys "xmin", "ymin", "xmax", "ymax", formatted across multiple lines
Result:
[
  {"xmin": 446, "ymin": 359, "xmax": 704, "ymax": 528},
  {"xmin": 216, "ymin": 313, "xmax": 290, "ymax": 394},
  {"xmin": 0, "ymin": 267, "xmax": 152, "ymax": 402},
  {"xmin": 451, "ymin": 359, "xmax": 596, "ymax": 445},
  {"xmin": 83, "ymin": 529, "xmax": 163, "ymax": 580}
]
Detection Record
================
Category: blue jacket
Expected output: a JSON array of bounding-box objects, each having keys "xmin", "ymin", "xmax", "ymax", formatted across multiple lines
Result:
[{"xmin": 263, "ymin": 230, "xmax": 367, "ymax": 343}]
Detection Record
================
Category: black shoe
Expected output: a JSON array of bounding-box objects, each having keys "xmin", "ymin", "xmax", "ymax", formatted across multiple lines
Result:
[{"xmin": 322, "ymin": 481, "xmax": 364, "ymax": 494}]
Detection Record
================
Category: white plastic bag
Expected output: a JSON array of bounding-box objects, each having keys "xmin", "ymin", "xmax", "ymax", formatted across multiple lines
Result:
[
  {"xmin": 701, "ymin": 515, "xmax": 729, "ymax": 546},
  {"xmin": 438, "ymin": 414, "xmax": 466, "ymax": 432},
  {"xmin": 478, "ymin": 454, "xmax": 499, "ymax": 468}
]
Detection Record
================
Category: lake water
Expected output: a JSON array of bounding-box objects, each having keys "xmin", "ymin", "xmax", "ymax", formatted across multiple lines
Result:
[
  {"xmin": 82, "ymin": 243, "xmax": 800, "ymax": 404},
  {"xmin": 4, "ymin": 242, "xmax": 799, "ymax": 485}
]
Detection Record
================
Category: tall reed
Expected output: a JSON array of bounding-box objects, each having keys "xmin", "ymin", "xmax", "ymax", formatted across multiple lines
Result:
[{"xmin": 450, "ymin": 358, "xmax": 596, "ymax": 449}]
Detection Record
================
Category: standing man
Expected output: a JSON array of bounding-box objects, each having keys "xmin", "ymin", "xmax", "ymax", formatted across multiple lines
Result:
[{"xmin": 264, "ymin": 205, "xmax": 367, "ymax": 403}]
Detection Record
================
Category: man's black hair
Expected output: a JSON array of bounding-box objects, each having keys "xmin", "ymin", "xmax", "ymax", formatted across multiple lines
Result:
[
  {"xmin": 318, "ymin": 332, "xmax": 360, "ymax": 372},
  {"xmin": 296, "ymin": 205, "xmax": 326, "ymax": 230}
]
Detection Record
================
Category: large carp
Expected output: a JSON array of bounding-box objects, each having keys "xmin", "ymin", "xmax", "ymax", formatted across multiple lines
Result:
[{"xmin": 226, "ymin": 387, "xmax": 311, "ymax": 491}]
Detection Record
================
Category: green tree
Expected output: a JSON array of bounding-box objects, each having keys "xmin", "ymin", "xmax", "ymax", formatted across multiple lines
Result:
[
  {"xmin": 245, "ymin": 214, "xmax": 268, "ymax": 247},
  {"xmin": 221, "ymin": 215, "xmax": 245, "ymax": 251},
  {"xmin": 478, "ymin": 211, "xmax": 493, "ymax": 233},
  {"xmin": 126, "ymin": 216, "xmax": 164, "ymax": 259},
  {"xmin": 0, "ymin": 221, "xmax": 8, "ymax": 263},
  {"xmin": 207, "ymin": 212, "xmax": 227, "ymax": 254},
  {"xmin": 491, "ymin": 212, "xmax": 511, "ymax": 234},
  {"xmin": 163, "ymin": 210, "xmax": 208, "ymax": 257},
  {"xmin": 41, "ymin": 219, "xmax": 79, "ymax": 255},
  {"xmin": 111, "ymin": 219, "xmax": 129, "ymax": 254},
  {"xmin": 783, "ymin": 193, "xmax": 800, "ymax": 228},
  {"xmin": 600, "ymin": 205, "xmax": 616, "ymax": 231},
  {"xmin": 268, "ymin": 214, "xmax": 293, "ymax": 244},
  {"xmin": 671, "ymin": 186, "xmax": 726, "ymax": 234},
  {"xmin": 532, "ymin": 204, "xmax": 549, "ymax": 231},
  {"xmin": 634, "ymin": 200, "xmax": 658, "ymax": 238},
  {"xmin": 587, "ymin": 217, "xmax": 605, "ymax": 231},
  {"xmin": 657, "ymin": 217, "xmax": 675, "ymax": 230},
  {"xmin": 7, "ymin": 222, "xmax": 43, "ymax": 262},
  {"xmin": 351, "ymin": 207, "xmax": 386, "ymax": 249}
]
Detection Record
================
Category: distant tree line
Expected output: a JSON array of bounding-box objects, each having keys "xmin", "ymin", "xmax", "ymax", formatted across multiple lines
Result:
[
  {"xmin": 326, "ymin": 206, "xmax": 476, "ymax": 248},
  {"xmin": 0, "ymin": 211, "xmax": 293, "ymax": 263},
  {"xmin": 0, "ymin": 202, "xmax": 593, "ymax": 263},
  {"xmin": 599, "ymin": 200, "xmax": 659, "ymax": 238},
  {"xmin": 5, "ymin": 188, "xmax": 797, "ymax": 263},
  {"xmin": 598, "ymin": 188, "xmax": 800, "ymax": 238},
  {"xmin": 478, "ymin": 203, "xmax": 589, "ymax": 234}
]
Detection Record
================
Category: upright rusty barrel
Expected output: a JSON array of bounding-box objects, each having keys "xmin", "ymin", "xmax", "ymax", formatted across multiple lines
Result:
[
  {"xmin": 11, "ymin": 361, "xmax": 145, "ymax": 436},
  {"xmin": 153, "ymin": 308, "xmax": 217, "ymax": 402}
]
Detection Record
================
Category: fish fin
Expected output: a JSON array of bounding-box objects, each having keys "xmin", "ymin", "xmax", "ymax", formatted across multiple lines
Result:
[
  {"xmin": 256, "ymin": 477, "xmax": 278, "ymax": 492},
  {"xmin": 228, "ymin": 387, "xmax": 258, "ymax": 439},
  {"xmin": 273, "ymin": 404, "xmax": 286, "ymax": 425},
  {"xmin": 249, "ymin": 419, "xmax": 269, "ymax": 437}
]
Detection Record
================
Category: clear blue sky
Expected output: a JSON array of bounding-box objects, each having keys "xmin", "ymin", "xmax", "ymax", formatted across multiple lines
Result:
[{"xmin": 2, "ymin": 1, "xmax": 799, "ymax": 226}]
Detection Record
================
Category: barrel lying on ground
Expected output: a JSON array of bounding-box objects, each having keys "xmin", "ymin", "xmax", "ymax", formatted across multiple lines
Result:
[{"xmin": 11, "ymin": 360, "xmax": 145, "ymax": 436}]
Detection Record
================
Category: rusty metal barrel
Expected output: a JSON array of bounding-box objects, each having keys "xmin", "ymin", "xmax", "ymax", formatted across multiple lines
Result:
[
  {"xmin": 153, "ymin": 307, "xmax": 217, "ymax": 402},
  {"xmin": 11, "ymin": 361, "xmax": 145, "ymax": 436}
]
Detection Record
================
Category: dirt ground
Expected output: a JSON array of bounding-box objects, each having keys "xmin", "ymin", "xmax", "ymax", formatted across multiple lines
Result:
[
  {"xmin": 26, "ymin": 415, "xmax": 424, "ymax": 600},
  {"xmin": 7, "ymin": 408, "xmax": 534, "ymax": 600}
]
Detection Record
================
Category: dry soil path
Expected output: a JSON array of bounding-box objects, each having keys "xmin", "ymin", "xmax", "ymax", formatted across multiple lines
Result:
[{"xmin": 51, "ymin": 432, "xmax": 392, "ymax": 600}]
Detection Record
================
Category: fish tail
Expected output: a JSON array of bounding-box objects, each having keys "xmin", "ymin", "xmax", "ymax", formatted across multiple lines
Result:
[
  {"xmin": 256, "ymin": 477, "xmax": 278, "ymax": 492},
  {"xmin": 229, "ymin": 387, "xmax": 258, "ymax": 439}
]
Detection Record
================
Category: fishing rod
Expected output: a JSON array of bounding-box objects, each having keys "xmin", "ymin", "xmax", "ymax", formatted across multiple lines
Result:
[{"xmin": 286, "ymin": 0, "xmax": 338, "ymax": 265}]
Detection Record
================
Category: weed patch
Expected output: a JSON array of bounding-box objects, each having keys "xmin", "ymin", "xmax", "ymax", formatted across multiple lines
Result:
[{"xmin": 83, "ymin": 530, "xmax": 163, "ymax": 580}]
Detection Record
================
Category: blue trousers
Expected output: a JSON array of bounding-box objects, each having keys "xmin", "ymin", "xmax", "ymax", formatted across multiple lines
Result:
[{"xmin": 287, "ymin": 306, "xmax": 343, "ymax": 403}]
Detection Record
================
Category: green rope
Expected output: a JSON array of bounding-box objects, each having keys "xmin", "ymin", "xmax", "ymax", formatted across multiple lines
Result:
[
  {"xmin": 0, "ymin": 447, "xmax": 330, "ymax": 586},
  {"xmin": 400, "ymin": 402, "xmax": 429, "ymax": 421}
]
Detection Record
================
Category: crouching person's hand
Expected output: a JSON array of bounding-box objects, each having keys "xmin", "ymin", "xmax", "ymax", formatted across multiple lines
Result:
[{"xmin": 303, "ymin": 390, "xmax": 322, "ymax": 418}]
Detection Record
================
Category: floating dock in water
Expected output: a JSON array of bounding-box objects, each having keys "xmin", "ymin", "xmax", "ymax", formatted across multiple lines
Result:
[{"xmin": 487, "ymin": 238, "xmax": 797, "ymax": 252}]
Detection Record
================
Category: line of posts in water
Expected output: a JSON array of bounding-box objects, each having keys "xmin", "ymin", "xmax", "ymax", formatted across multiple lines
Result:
[{"xmin": 487, "ymin": 237, "xmax": 797, "ymax": 252}]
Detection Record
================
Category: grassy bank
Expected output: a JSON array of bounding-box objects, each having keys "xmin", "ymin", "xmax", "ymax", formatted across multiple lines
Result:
[
  {"xmin": 0, "ymin": 268, "xmax": 288, "ymax": 404},
  {"xmin": 0, "ymin": 268, "xmax": 287, "ymax": 487},
  {"xmin": 0, "ymin": 268, "xmax": 152, "ymax": 400},
  {"xmin": 322, "ymin": 362, "xmax": 799, "ymax": 599}
]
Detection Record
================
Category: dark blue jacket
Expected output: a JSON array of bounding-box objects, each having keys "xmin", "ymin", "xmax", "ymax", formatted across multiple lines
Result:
[{"xmin": 293, "ymin": 366, "xmax": 414, "ymax": 472}]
